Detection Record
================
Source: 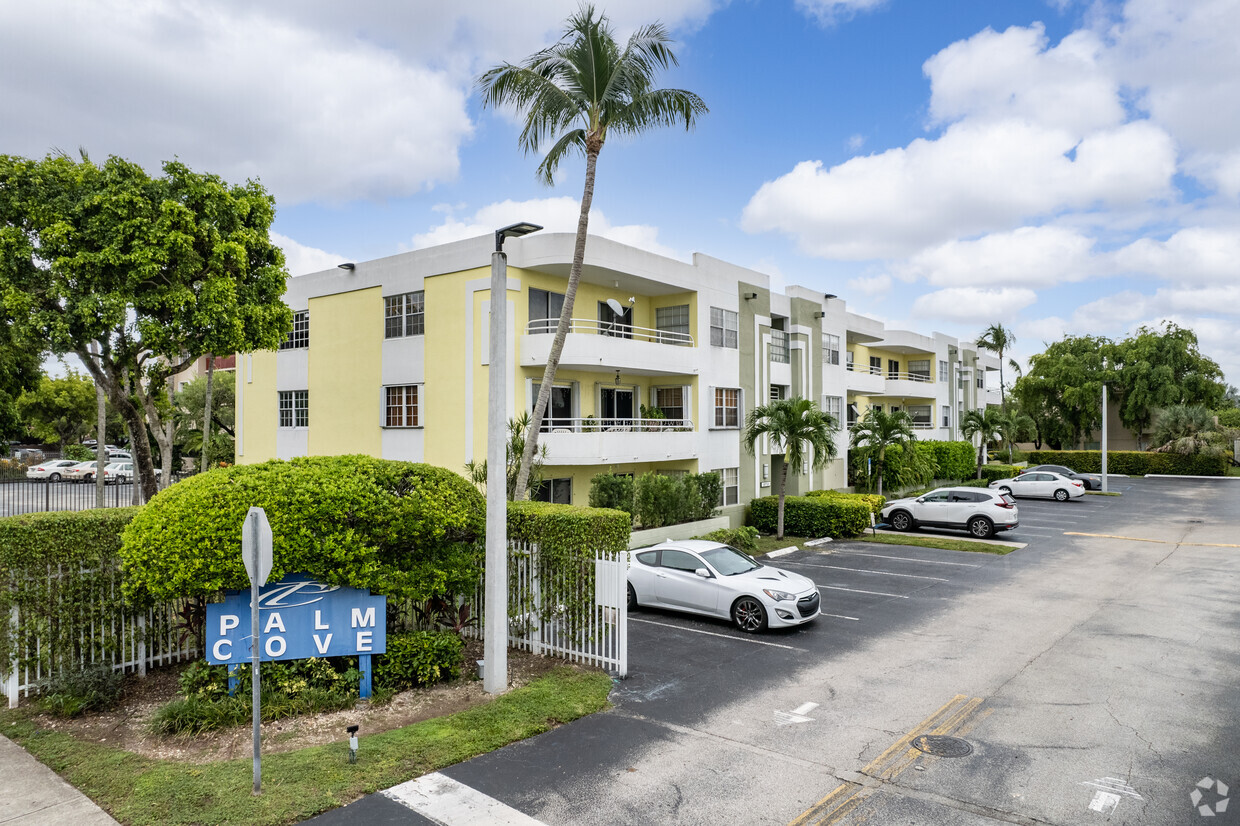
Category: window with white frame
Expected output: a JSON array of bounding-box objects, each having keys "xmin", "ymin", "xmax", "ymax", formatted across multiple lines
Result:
[
  {"xmin": 280, "ymin": 310, "xmax": 309, "ymax": 350},
  {"xmin": 655, "ymin": 305, "xmax": 691, "ymax": 344},
  {"xmin": 909, "ymin": 359, "xmax": 931, "ymax": 381},
  {"xmin": 528, "ymin": 288, "xmax": 564, "ymax": 334},
  {"xmin": 710, "ymin": 307, "xmax": 738, "ymax": 348},
  {"xmin": 977, "ymin": 375, "xmax": 985, "ymax": 389},
  {"xmin": 908, "ymin": 404, "xmax": 932, "ymax": 426},
  {"xmin": 823, "ymin": 333, "xmax": 840, "ymax": 365},
  {"xmin": 938, "ymin": 359, "xmax": 949, "ymax": 382},
  {"xmin": 715, "ymin": 467, "xmax": 739, "ymax": 506},
  {"xmin": 714, "ymin": 388, "xmax": 740, "ymax": 428},
  {"xmin": 654, "ymin": 387, "xmax": 684, "ymax": 421},
  {"xmin": 822, "ymin": 395, "xmax": 842, "ymax": 424},
  {"xmin": 770, "ymin": 329, "xmax": 790, "ymax": 363},
  {"xmin": 384, "ymin": 291, "xmax": 424, "ymax": 338},
  {"xmin": 770, "ymin": 384, "xmax": 786, "ymax": 402},
  {"xmin": 384, "ymin": 384, "xmax": 421, "ymax": 427},
  {"xmin": 942, "ymin": 405, "xmax": 951, "ymax": 427},
  {"xmin": 846, "ymin": 350, "xmax": 855, "ymax": 369},
  {"xmin": 869, "ymin": 356, "xmax": 882, "ymax": 375},
  {"xmin": 278, "ymin": 390, "xmax": 308, "ymax": 428}
]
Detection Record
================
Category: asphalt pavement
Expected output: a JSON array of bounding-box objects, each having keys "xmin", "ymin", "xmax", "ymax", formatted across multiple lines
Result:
[{"xmin": 308, "ymin": 476, "xmax": 1240, "ymax": 825}]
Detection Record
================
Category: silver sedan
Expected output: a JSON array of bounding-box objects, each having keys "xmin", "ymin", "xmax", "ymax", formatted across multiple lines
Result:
[{"xmin": 627, "ymin": 540, "xmax": 820, "ymax": 632}]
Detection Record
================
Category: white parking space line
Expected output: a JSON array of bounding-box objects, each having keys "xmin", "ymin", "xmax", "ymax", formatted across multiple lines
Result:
[
  {"xmin": 629, "ymin": 617, "xmax": 806, "ymax": 650},
  {"xmin": 830, "ymin": 550, "xmax": 980, "ymax": 568},
  {"xmin": 384, "ymin": 772, "xmax": 547, "ymax": 825},
  {"xmin": 822, "ymin": 613, "xmax": 861, "ymax": 621},
  {"xmin": 818, "ymin": 584, "xmax": 909, "ymax": 598},
  {"xmin": 782, "ymin": 561, "xmax": 948, "ymax": 581}
]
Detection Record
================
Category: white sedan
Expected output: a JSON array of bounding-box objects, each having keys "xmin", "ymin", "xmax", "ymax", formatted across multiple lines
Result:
[
  {"xmin": 990, "ymin": 471, "xmax": 1085, "ymax": 501},
  {"xmin": 25, "ymin": 460, "xmax": 79, "ymax": 481},
  {"xmin": 627, "ymin": 540, "xmax": 820, "ymax": 632}
]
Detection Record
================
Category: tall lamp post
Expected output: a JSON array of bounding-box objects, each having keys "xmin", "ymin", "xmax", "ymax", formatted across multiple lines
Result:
[
  {"xmin": 1101, "ymin": 361, "xmax": 1109, "ymax": 494},
  {"xmin": 485, "ymin": 222, "xmax": 542, "ymax": 695}
]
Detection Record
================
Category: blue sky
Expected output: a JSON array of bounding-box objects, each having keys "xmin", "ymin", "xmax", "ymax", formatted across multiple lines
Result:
[{"xmin": 3, "ymin": 0, "xmax": 1238, "ymax": 384}]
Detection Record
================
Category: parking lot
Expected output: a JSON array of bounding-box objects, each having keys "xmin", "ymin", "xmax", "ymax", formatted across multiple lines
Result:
[{"xmin": 315, "ymin": 476, "xmax": 1240, "ymax": 825}]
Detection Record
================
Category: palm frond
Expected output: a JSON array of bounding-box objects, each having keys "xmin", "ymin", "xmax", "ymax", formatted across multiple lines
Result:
[
  {"xmin": 535, "ymin": 130, "xmax": 587, "ymax": 185},
  {"xmin": 609, "ymin": 88, "xmax": 708, "ymax": 137}
]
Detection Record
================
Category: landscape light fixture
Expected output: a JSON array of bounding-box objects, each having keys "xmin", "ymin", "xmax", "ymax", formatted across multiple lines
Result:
[
  {"xmin": 346, "ymin": 724, "xmax": 359, "ymax": 763},
  {"xmin": 337, "ymin": 262, "xmax": 355, "ymax": 271},
  {"xmin": 495, "ymin": 221, "xmax": 544, "ymax": 252}
]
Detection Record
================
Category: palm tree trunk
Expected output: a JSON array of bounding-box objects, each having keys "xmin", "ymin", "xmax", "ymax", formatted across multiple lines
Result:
[
  {"xmin": 202, "ymin": 355, "xmax": 214, "ymax": 473},
  {"xmin": 875, "ymin": 448, "xmax": 885, "ymax": 497},
  {"xmin": 513, "ymin": 141, "xmax": 600, "ymax": 500},
  {"xmin": 776, "ymin": 461, "xmax": 788, "ymax": 539},
  {"xmin": 998, "ymin": 348, "xmax": 1006, "ymax": 409},
  {"xmin": 977, "ymin": 442, "xmax": 985, "ymax": 477}
]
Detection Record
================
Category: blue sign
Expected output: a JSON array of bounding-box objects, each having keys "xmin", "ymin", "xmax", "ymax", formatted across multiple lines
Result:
[{"xmin": 206, "ymin": 573, "xmax": 386, "ymax": 665}]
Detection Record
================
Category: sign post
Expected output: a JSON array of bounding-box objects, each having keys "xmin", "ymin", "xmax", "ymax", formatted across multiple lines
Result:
[{"xmin": 242, "ymin": 507, "xmax": 272, "ymax": 796}]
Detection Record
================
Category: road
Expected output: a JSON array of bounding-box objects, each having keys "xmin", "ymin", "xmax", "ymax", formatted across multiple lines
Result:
[{"xmin": 311, "ymin": 477, "xmax": 1240, "ymax": 825}]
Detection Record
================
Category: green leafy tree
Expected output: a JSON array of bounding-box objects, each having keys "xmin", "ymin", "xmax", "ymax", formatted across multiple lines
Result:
[
  {"xmin": 976, "ymin": 323, "xmax": 1016, "ymax": 408},
  {"xmin": 0, "ymin": 152, "xmax": 292, "ymax": 501},
  {"xmin": 1015, "ymin": 335, "xmax": 1109, "ymax": 449},
  {"xmin": 174, "ymin": 371, "xmax": 235, "ymax": 469},
  {"xmin": 961, "ymin": 407, "xmax": 1005, "ymax": 476},
  {"xmin": 464, "ymin": 412, "xmax": 548, "ymax": 501},
  {"xmin": 848, "ymin": 407, "xmax": 914, "ymax": 498},
  {"xmin": 1110, "ymin": 323, "xmax": 1226, "ymax": 449},
  {"xmin": 743, "ymin": 397, "xmax": 839, "ymax": 539},
  {"xmin": 479, "ymin": 5, "xmax": 707, "ymax": 500},
  {"xmin": 0, "ymin": 318, "xmax": 42, "ymax": 444},
  {"xmin": 15, "ymin": 370, "xmax": 98, "ymax": 448}
]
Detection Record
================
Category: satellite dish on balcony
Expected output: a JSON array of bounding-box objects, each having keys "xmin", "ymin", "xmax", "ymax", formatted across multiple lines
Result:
[{"xmin": 606, "ymin": 298, "xmax": 625, "ymax": 316}]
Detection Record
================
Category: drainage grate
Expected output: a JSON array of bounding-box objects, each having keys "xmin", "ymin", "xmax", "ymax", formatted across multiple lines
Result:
[{"xmin": 911, "ymin": 735, "xmax": 973, "ymax": 757}]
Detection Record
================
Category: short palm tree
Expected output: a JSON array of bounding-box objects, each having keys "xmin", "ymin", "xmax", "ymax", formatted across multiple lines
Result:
[
  {"xmin": 478, "ymin": 6, "xmax": 707, "ymax": 500},
  {"xmin": 976, "ymin": 323, "xmax": 1016, "ymax": 408},
  {"xmin": 1151, "ymin": 404, "xmax": 1226, "ymax": 455},
  {"xmin": 997, "ymin": 409, "xmax": 1035, "ymax": 463},
  {"xmin": 961, "ymin": 407, "xmax": 1005, "ymax": 476},
  {"xmin": 743, "ymin": 398, "xmax": 839, "ymax": 539},
  {"xmin": 849, "ymin": 407, "xmax": 916, "ymax": 497}
]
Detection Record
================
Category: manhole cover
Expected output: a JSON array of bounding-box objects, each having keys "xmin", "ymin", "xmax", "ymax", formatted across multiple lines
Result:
[{"xmin": 911, "ymin": 735, "xmax": 973, "ymax": 757}]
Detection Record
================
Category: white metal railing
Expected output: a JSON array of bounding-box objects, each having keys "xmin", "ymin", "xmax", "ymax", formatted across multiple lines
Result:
[
  {"xmin": 845, "ymin": 365, "xmax": 932, "ymax": 383},
  {"xmin": 538, "ymin": 416, "xmax": 693, "ymax": 433},
  {"xmin": 848, "ymin": 420, "xmax": 936, "ymax": 431},
  {"xmin": 468, "ymin": 541, "xmax": 627, "ymax": 677},
  {"xmin": 526, "ymin": 318, "xmax": 693, "ymax": 346}
]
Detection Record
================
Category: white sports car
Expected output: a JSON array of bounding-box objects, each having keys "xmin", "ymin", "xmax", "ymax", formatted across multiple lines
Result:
[{"xmin": 627, "ymin": 540, "xmax": 820, "ymax": 632}]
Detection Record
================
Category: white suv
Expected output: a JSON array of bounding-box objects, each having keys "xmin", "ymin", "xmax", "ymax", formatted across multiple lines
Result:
[{"xmin": 880, "ymin": 486, "xmax": 1019, "ymax": 539}]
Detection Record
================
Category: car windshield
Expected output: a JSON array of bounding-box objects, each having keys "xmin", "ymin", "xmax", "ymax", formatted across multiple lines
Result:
[{"xmin": 700, "ymin": 546, "xmax": 761, "ymax": 576}]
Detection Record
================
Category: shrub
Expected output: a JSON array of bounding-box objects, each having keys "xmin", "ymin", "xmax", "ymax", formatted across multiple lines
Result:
[
  {"xmin": 806, "ymin": 490, "xmax": 886, "ymax": 514},
  {"xmin": 957, "ymin": 478, "xmax": 991, "ymax": 488},
  {"xmin": 148, "ymin": 688, "xmax": 359, "ymax": 736},
  {"xmin": 1216, "ymin": 408, "xmax": 1240, "ymax": 429},
  {"xmin": 633, "ymin": 472, "xmax": 679, "ymax": 528},
  {"xmin": 1027, "ymin": 450, "xmax": 1228, "ymax": 476},
  {"xmin": 589, "ymin": 473, "xmax": 634, "ymax": 514},
  {"xmin": 980, "ymin": 464, "xmax": 1020, "ymax": 482},
  {"xmin": 507, "ymin": 501, "xmax": 630, "ymax": 556},
  {"xmin": 917, "ymin": 440, "xmax": 976, "ymax": 480},
  {"xmin": 750, "ymin": 496, "xmax": 870, "ymax": 538},
  {"xmin": 120, "ymin": 456, "xmax": 485, "ymax": 604},
  {"xmin": 591, "ymin": 471, "xmax": 720, "ymax": 527},
  {"xmin": 698, "ymin": 526, "xmax": 760, "ymax": 552},
  {"xmin": 37, "ymin": 663, "xmax": 124, "ymax": 718},
  {"xmin": 374, "ymin": 630, "xmax": 463, "ymax": 690},
  {"xmin": 63, "ymin": 444, "xmax": 95, "ymax": 462}
]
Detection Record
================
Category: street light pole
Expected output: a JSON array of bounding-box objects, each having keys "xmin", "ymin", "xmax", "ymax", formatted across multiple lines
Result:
[
  {"xmin": 1101, "ymin": 380, "xmax": 1109, "ymax": 494},
  {"xmin": 484, "ymin": 222, "xmax": 542, "ymax": 695}
]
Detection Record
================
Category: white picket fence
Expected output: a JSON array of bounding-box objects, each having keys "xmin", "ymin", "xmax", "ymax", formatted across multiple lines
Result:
[
  {"xmin": 3, "ymin": 576, "xmax": 201, "ymax": 708},
  {"xmin": 470, "ymin": 541, "xmax": 627, "ymax": 677}
]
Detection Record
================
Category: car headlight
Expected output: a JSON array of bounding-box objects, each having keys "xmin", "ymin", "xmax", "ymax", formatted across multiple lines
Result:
[{"xmin": 762, "ymin": 588, "xmax": 795, "ymax": 601}]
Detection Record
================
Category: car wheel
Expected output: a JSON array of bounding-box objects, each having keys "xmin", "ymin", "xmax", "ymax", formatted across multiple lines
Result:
[
  {"xmin": 732, "ymin": 596, "xmax": 767, "ymax": 633},
  {"xmin": 998, "ymin": 485, "xmax": 1012, "ymax": 495},
  {"xmin": 49, "ymin": 473, "xmax": 61, "ymax": 482},
  {"xmin": 627, "ymin": 583, "xmax": 638, "ymax": 611},
  {"xmin": 84, "ymin": 473, "xmax": 93, "ymax": 482},
  {"xmin": 1054, "ymin": 488, "xmax": 1069, "ymax": 501},
  {"xmin": 968, "ymin": 516, "xmax": 994, "ymax": 539},
  {"xmin": 889, "ymin": 510, "xmax": 914, "ymax": 532}
]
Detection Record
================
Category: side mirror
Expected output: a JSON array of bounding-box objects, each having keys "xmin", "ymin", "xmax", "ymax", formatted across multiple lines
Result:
[
  {"xmin": 915, "ymin": 497, "xmax": 925, "ymax": 504},
  {"xmin": 694, "ymin": 568, "xmax": 711, "ymax": 578}
]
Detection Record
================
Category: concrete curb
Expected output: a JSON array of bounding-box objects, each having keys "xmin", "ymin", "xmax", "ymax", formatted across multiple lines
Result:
[{"xmin": 868, "ymin": 528, "xmax": 1027, "ymax": 549}]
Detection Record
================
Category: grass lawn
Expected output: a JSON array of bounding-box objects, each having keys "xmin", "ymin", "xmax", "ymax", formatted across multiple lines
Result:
[
  {"xmin": 852, "ymin": 532, "xmax": 1015, "ymax": 555},
  {"xmin": 0, "ymin": 667, "xmax": 611, "ymax": 826},
  {"xmin": 1086, "ymin": 490, "xmax": 1123, "ymax": 496},
  {"xmin": 1227, "ymin": 465, "xmax": 1240, "ymax": 477}
]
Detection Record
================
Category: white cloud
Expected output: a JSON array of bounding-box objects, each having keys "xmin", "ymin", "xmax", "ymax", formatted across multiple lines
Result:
[
  {"xmin": 899, "ymin": 225, "xmax": 1100, "ymax": 287},
  {"xmin": 1070, "ymin": 290, "xmax": 1150, "ymax": 329},
  {"xmin": 271, "ymin": 233, "xmax": 348, "ymax": 277},
  {"xmin": 795, "ymin": 0, "xmax": 888, "ymax": 26},
  {"xmin": 412, "ymin": 197, "xmax": 680, "ymax": 259},
  {"xmin": 846, "ymin": 273, "xmax": 892, "ymax": 297},
  {"xmin": 1111, "ymin": 227, "xmax": 1240, "ymax": 285},
  {"xmin": 911, "ymin": 287, "xmax": 1038, "ymax": 323}
]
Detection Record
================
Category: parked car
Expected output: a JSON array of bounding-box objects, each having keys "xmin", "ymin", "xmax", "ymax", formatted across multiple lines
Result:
[
  {"xmin": 881, "ymin": 487, "xmax": 1020, "ymax": 539},
  {"xmin": 627, "ymin": 540, "xmax": 820, "ymax": 633},
  {"xmin": 1018, "ymin": 464, "xmax": 1103, "ymax": 490},
  {"xmin": 25, "ymin": 459, "xmax": 79, "ymax": 481},
  {"xmin": 65, "ymin": 461, "xmax": 105, "ymax": 482},
  {"xmin": 107, "ymin": 450, "xmax": 132, "ymax": 461},
  {"xmin": 990, "ymin": 471, "xmax": 1084, "ymax": 501}
]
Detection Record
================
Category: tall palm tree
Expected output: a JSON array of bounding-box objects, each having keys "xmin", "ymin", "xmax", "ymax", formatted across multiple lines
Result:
[
  {"xmin": 996, "ymin": 409, "xmax": 1035, "ymax": 463},
  {"xmin": 743, "ymin": 398, "xmax": 839, "ymax": 539},
  {"xmin": 976, "ymin": 323, "xmax": 1016, "ymax": 409},
  {"xmin": 961, "ymin": 407, "xmax": 1005, "ymax": 476},
  {"xmin": 849, "ymin": 407, "xmax": 915, "ymax": 497},
  {"xmin": 478, "ymin": 6, "xmax": 707, "ymax": 500}
]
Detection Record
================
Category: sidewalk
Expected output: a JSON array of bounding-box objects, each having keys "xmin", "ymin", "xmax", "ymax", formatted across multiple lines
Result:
[{"xmin": 0, "ymin": 734, "xmax": 119, "ymax": 825}]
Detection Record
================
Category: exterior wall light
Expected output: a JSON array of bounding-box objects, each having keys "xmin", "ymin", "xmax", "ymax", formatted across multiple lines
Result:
[{"xmin": 337, "ymin": 263, "xmax": 355, "ymax": 271}]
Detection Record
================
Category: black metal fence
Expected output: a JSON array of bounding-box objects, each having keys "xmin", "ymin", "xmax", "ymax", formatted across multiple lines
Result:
[{"xmin": 0, "ymin": 472, "xmax": 178, "ymax": 517}]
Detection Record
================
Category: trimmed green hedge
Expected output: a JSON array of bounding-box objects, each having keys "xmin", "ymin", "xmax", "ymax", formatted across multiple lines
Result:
[
  {"xmin": 697, "ymin": 526, "xmax": 760, "ymax": 552},
  {"xmin": 1027, "ymin": 450, "xmax": 1228, "ymax": 476},
  {"xmin": 507, "ymin": 501, "xmax": 630, "ymax": 556},
  {"xmin": 588, "ymin": 471, "xmax": 720, "ymax": 528},
  {"xmin": 750, "ymin": 496, "xmax": 870, "ymax": 538},
  {"xmin": 918, "ymin": 440, "xmax": 977, "ymax": 480},
  {"xmin": 0, "ymin": 508, "xmax": 140, "ymax": 676},
  {"xmin": 121, "ymin": 456, "xmax": 485, "ymax": 604},
  {"xmin": 980, "ymin": 464, "xmax": 1020, "ymax": 482},
  {"xmin": 806, "ymin": 490, "xmax": 886, "ymax": 514},
  {"xmin": 375, "ymin": 630, "xmax": 463, "ymax": 690}
]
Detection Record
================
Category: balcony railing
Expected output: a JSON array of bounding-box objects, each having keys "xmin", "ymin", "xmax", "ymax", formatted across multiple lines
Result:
[
  {"xmin": 538, "ymin": 416, "xmax": 693, "ymax": 433},
  {"xmin": 845, "ymin": 364, "xmax": 932, "ymax": 383},
  {"xmin": 848, "ymin": 420, "xmax": 936, "ymax": 431},
  {"xmin": 526, "ymin": 319, "xmax": 693, "ymax": 346}
]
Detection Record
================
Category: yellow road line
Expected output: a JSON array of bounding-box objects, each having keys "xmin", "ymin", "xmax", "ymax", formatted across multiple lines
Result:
[
  {"xmin": 878, "ymin": 696, "xmax": 984, "ymax": 781},
  {"xmin": 789, "ymin": 694, "xmax": 984, "ymax": 826},
  {"xmin": 1064, "ymin": 532, "xmax": 1240, "ymax": 548}
]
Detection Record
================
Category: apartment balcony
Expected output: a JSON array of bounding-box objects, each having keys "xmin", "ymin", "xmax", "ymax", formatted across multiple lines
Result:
[
  {"xmin": 845, "ymin": 364, "xmax": 885, "ymax": 394},
  {"xmin": 882, "ymin": 371, "xmax": 936, "ymax": 399},
  {"xmin": 536, "ymin": 416, "xmax": 697, "ymax": 465},
  {"xmin": 520, "ymin": 320, "xmax": 698, "ymax": 377}
]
